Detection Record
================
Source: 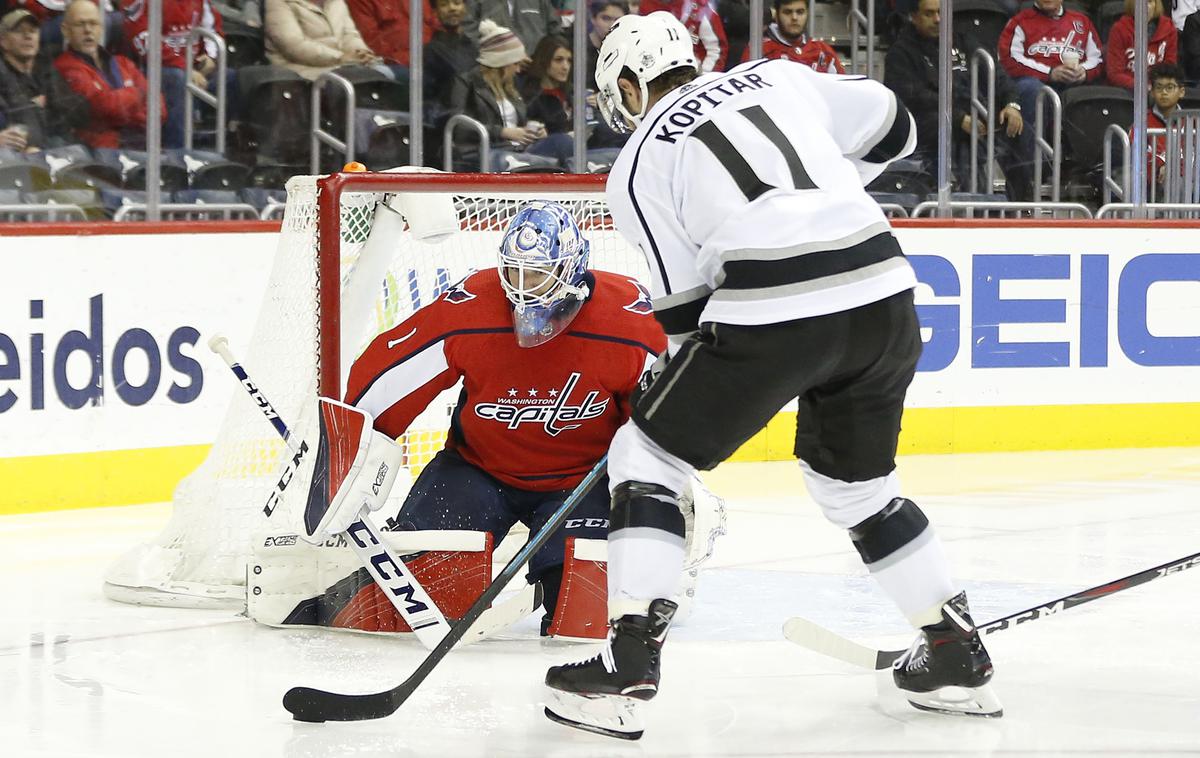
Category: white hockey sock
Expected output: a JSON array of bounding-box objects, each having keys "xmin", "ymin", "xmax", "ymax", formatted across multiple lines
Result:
[
  {"xmin": 868, "ymin": 528, "xmax": 958, "ymax": 628},
  {"xmin": 607, "ymin": 529, "xmax": 686, "ymax": 618}
]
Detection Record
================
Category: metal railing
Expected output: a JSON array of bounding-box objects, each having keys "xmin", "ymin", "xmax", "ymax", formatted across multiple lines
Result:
[
  {"xmin": 876, "ymin": 203, "xmax": 910, "ymax": 218},
  {"xmin": 1102, "ymin": 123, "xmax": 1131, "ymax": 204},
  {"xmin": 311, "ymin": 71, "xmax": 356, "ymax": 174},
  {"xmin": 1097, "ymin": 203, "xmax": 1200, "ymax": 219},
  {"xmin": 968, "ymin": 49, "xmax": 997, "ymax": 195},
  {"xmin": 183, "ymin": 28, "xmax": 228, "ymax": 153},
  {"xmin": 849, "ymin": 0, "xmax": 878, "ymax": 76},
  {"xmin": 848, "ymin": 0, "xmax": 877, "ymax": 78},
  {"xmin": 0, "ymin": 203, "xmax": 89, "ymax": 221},
  {"xmin": 1164, "ymin": 109, "xmax": 1200, "ymax": 204},
  {"xmin": 443, "ymin": 114, "xmax": 491, "ymax": 172},
  {"xmin": 113, "ymin": 202, "xmax": 259, "ymax": 221},
  {"xmin": 1033, "ymin": 85, "xmax": 1063, "ymax": 202},
  {"xmin": 912, "ymin": 200, "xmax": 1092, "ymax": 218}
]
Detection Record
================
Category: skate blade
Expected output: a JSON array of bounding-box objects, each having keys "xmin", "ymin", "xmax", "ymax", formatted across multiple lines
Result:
[
  {"xmin": 543, "ymin": 688, "xmax": 645, "ymax": 740},
  {"xmin": 906, "ymin": 683, "xmax": 1004, "ymax": 718}
]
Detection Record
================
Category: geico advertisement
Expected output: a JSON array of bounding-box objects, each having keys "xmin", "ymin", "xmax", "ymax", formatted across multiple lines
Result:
[
  {"xmin": 0, "ymin": 227, "xmax": 1197, "ymax": 459},
  {"xmin": 0, "ymin": 232, "xmax": 273, "ymax": 457},
  {"xmin": 896, "ymin": 227, "xmax": 1200, "ymax": 407}
]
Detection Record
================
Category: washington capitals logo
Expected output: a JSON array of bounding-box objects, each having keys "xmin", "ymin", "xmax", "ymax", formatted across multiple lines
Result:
[
  {"xmin": 473, "ymin": 372, "xmax": 609, "ymax": 436},
  {"xmin": 624, "ymin": 280, "xmax": 654, "ymax": 315},
  {"xmin": 442, "ymin": 276, "xmax": 476, "ymax": 304}
]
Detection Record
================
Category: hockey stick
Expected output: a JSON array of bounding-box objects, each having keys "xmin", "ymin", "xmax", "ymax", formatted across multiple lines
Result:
[
  {"xmin": 208, "ymin": 335, "xmax": 450, "ymax": 649},
  {"xmin": 281, "ymin": 455, "xmax": 609, "ymax": 722},
  {"xmin": 784, "ymin": 549, "xmax": 1200, "ymax": 670}
]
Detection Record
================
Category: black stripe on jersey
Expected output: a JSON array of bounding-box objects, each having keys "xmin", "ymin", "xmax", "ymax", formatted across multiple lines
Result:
[
  {"xmin": 863, "ymin": 93, "xmax": 913, "ymax": 164},
  {"xmin": 719, "ymin": 232, "xmax": 903, "ymax": 290},
  {"xmin": 653, "ymin": 293, "xmax": 710, "ymax": 337},
  {"xmin": 346, "ymin": 327, "xmax": 513, "ymax": 406},
  {"xmin": 692, "ymin": 120, "xmax": 773, "ymax": 201},
  {"xmin": 565, "ymin": 331, "xmax": 661, "ymax": 355},
  {"xmin": 738, "ymin": 105, "xmax": 817, "ymax": 190},
  {"xmin": 625, "ymin": 58, "xmax": 775, "ymax": 296}
]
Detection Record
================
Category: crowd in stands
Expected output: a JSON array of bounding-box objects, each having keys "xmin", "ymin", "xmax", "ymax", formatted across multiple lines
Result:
[{"xmin": 2, "ymin": 0, "xmax": 1199, "ymax": 219}]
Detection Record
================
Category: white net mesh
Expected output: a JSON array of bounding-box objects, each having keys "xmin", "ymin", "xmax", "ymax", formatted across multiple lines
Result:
[{"xmin": 103, "ymin": 174, "xmax": 647, "ymax": 608}]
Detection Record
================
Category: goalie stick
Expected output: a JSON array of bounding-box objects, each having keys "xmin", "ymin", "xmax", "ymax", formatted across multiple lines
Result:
[
  {"xmin": 783, "ymin": 548, "xmax": 1200, "ymax": 670},
  {"xmin": 281, "ymin": 455, "xmax": 610, "ymax": 722},
  {"xmin": 209, "ymin": 335, "xmax": 450, "ymax": 649}
]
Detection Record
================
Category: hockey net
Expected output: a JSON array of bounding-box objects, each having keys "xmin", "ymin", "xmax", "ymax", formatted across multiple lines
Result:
[{"xmin": 103, "ymin": 171, "xmax": 659, "ymax": 609}]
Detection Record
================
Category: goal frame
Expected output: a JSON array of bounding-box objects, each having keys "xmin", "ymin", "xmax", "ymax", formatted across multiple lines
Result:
[{"xmin": 314, "ymin": 172, "xmax": 609, "ymax": 399}]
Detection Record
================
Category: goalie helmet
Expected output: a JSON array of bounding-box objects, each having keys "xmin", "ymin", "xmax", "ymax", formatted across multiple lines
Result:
[
  {"xmin": 498, "ymin": 200, "xmax": 591, "ymax": 348},
  {"xmin": 594, "ymin": 11, "xmax": 698, "ymax": 133}
]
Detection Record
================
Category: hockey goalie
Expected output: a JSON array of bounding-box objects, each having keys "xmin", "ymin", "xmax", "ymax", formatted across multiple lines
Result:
[{"xmin": 250, "ymin": 199, "xmax": 725, "ymax": 641}]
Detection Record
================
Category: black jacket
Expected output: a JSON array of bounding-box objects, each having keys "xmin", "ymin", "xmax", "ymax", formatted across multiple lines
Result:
[
  {"xmin": 446, "ymin": 68, "xmax": 528, "ymax": 145},
  {"xmin": 424, "ymin": 30, "xmax": 477, "ymax": 109},
  {"xmin": 884, "ymin": 24, "xmax": 1017, "ymax": 150},
  {"xmin": 0, "ymin": 54, "xmax": 90, "ymax": 149}
]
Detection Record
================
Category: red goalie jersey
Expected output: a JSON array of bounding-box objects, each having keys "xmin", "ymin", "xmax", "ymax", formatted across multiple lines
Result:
[{"xmin": 345, "ymin": 269, "xmax": 666, "ymax": 492}]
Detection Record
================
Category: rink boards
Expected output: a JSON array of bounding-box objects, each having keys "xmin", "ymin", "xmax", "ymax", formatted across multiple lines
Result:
[{"xmin": 1, "ymin": 219, "xmax": 1197, "ymax": 513}]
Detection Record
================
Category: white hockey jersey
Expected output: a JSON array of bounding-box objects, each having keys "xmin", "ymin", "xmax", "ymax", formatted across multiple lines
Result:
[{"xmin": 606, "ymin": 58, "xmax": 919, "ymax": 342}]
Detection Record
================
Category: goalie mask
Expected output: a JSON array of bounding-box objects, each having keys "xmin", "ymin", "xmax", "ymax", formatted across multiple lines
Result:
[
  {"xmin": 498, "ymin": 200, "xmax": 591, "ymax": 347},
  {"xmin": 594, "ymin": 11, "xmax": 698, "ymax": 133}
]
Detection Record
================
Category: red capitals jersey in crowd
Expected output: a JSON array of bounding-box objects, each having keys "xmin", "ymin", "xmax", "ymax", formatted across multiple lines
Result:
[
  {"xmin": 120, "ymin": 0, "xmax": 223, "ymax": 70},
  {"xmin": 345, "ymin": 270, "xmax": 666, "ymax": 492},
  {"xmin": 640, "ymin": 0, "xmax": 727, "ymax": 73},
  {"xmin": 1105, "ymin": 16, "xmax": 1177, "ymax": 89},
  {"xmin": 744, "ymin": 23, "xmax": 844, "ymax": 73},
  {"xmin": 998, "ymin": 6, "xmax": 1103, "ymax": 82}
]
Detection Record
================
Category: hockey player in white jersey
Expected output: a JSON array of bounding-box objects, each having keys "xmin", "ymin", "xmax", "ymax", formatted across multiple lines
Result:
[{"xmin": 543, "ymin": 11, "xmax": 1001, "ymax": 739}]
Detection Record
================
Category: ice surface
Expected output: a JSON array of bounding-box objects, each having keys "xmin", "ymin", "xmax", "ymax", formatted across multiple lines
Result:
[{"xmin": 3, "ymin": 449, "xmax": 1199, "ymax": 757}]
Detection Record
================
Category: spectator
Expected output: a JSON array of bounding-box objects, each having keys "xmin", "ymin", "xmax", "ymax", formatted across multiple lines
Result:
[
  {"xmin": 212, "ymin": 0, "xmax": 262, "ymax": 37},
  {"xmin": 518, "ymin": 34, "xmax": 571, "ymax": 135},
  {"xmin": 1183, "ymin": 11, "xmax": 1200, "ymax": 80},
  {"xmin": 1133, "ymin": 63, "xmax": 1186, "ymax": 187},
  {"xmin": 120, "ymin": 0, "xmax": 232, "ymax": 149},
  {"xmin": 886, "ymin": 0, "xmax": 1030, "ymax": 199},
  {"xmin": 424, "ymin": 0, "xmax": 476, "ymax": 107},
  {"xmin": 8, "ymin": 0, "xmax": 122, "ymax": 54},
  {"xmin": 999, "ymin": 0, "xmax": 1100, "ymax": 190},
  {"xmin": 462, "ymin": 0, "xmax": 559, "ymax": 54},
  {"xmin": 264, "ymin": 0, "xmax": 380, "ymax": 80},
  {"xmin": 721, "ymin": 0, "xmax": 770, "ymax": 70},
  {"xmin": 751, "ymin": 0, "xmax": 843, "ymax": 73},
  {"xmin": 1107, "ymin": 0, "xmax": 1177, "ymax": 90},
  {"xmin": 345, "ymin": 0, "xmax": 434, "ymax": 75},
  {"xmin": 446, "ymin": 19, "xmax": 572, "ymax": 167},
  {"xmin": 640, "ymin": 0, "xmax": 726, "ymax": 72},
  {"xmin": 55, "ymin": 0, "xmax": 164, "ymax": 149},
  {"xmin": 579, "ymin": 0, "xmax": 625, "ymax": 87},
  {"xmin": 0, "ymin": 9, "xmax": 89, "ymax": 151},
  {"xmin": 998, "ymin": 0, "xmax": 1102, "ymax": 92}
]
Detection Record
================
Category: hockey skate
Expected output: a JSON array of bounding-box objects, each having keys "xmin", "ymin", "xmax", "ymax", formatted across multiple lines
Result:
[
  {"xmin": 543, "ymin": 598, "xmax": 677, "ymax": 740},
  {"xmin": 893, "ymin": 591, "xmax": 1003, "ymax": 718}
]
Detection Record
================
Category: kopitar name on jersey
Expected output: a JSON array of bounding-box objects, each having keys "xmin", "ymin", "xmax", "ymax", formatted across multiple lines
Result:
[{"xmin": 473, "ymin": 372, "xmax": 610, "ymax": 436}]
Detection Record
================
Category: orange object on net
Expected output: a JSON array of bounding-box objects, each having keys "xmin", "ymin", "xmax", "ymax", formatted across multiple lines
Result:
[{"xmin": 343, "ymin": 161, "xmax": 368, "ymax": 172}]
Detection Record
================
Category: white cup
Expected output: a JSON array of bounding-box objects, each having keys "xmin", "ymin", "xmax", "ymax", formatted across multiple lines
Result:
[{"xmin": 1061, "ymin": 50, "xmax": 1080, "ymax": 68}]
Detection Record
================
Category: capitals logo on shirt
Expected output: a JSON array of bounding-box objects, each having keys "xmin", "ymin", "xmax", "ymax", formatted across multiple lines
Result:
[
  {"xmin": 624, "ymin": 280, "xmax": 653, "ymax": 315},
  {"xmin": 473, "ymin": 372, "xmax": 609, "ymax": 436}
]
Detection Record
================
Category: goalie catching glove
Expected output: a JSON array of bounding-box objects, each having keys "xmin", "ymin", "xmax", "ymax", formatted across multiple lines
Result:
[{"xmin": 278, "ymin": 398, "xmax": 406, "ymax": 543}]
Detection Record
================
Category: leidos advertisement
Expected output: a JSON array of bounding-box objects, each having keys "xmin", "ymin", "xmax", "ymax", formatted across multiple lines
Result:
[
  {"xmin": 0, "ymin": 226, "xmax": 1197, "ymax": 463},
  {"xmin": 0, "ymin": 232, "xmax": 272, "ymax": 458}
]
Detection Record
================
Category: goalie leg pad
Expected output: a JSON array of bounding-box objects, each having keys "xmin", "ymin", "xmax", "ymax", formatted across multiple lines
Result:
[
  {"xmin": 249, "ymin": 529, "xmax": 492, "ymax": 633},
  {"xmin": 546, "ymin": 537, "xmax": 608, "ymax": 640}
]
